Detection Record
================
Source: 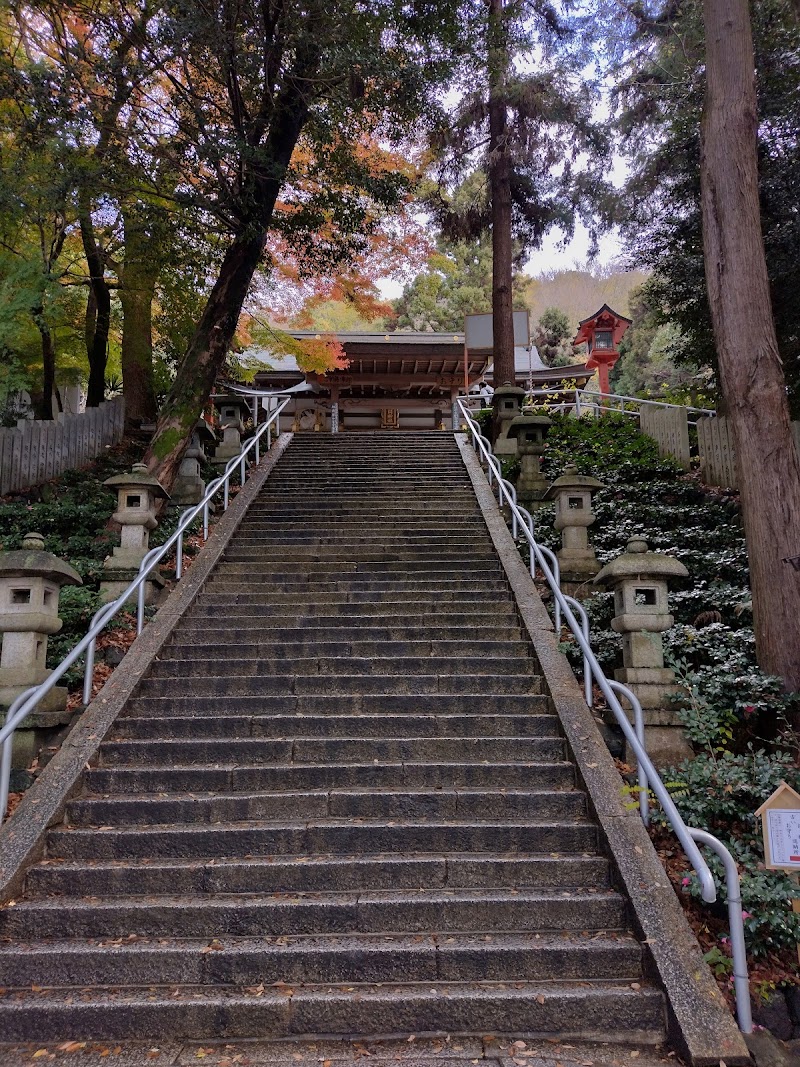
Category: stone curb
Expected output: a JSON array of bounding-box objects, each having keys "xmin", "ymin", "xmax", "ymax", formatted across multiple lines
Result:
[
  {"xmin": 0, "ymin": 432, "xmax": 294, "ymax": 901},
  {"xmin": 456, "ymin": 434, "xmax": 752, "ymax": 1067}
]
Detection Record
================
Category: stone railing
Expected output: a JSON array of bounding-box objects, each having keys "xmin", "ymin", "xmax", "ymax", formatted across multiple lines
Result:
[{"xmin": 0, "ymin": 398, "xmax": 125, "ymax": 496}]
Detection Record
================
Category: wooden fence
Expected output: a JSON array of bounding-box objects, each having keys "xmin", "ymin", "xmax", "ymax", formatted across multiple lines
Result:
[
  {"xmin": 696, "ymin": 415, "xmax": 800, "ymax": 489},
  {"xmin": 638, "ymin": 405, "xmax": 692, "ymax": 470},
  {"xmin": 0, "ymin": 397, "xmax": 125, "ymax": 496}
]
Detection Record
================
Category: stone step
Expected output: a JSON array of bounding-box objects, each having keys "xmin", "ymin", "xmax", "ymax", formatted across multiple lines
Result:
[
  {"xmin": 112, "ymin": 712, "xmax": 556, "ymax": 739},
  {"xmin": 44, "ymin": 820, "xmax": 596, "ymax": 861},
  {"xmin": 182, "ymin": 609, "xmax": 523, "ymax": 627},
  {"xmin": 0, "ymin": 887, "xmax": 622, "ymax": 938},
  {"xmin": 0, "ymin": 931, "xmax": 642, "ymax": 988},
  {"xmin": 98, "ymin": 735, "xmax": 561, "ymax": 765},
  {"xmin": 170, "ymin": 625, "xmax": 527, "ymax": 644},
  {"xmin": 67, "ymin": 788, "xmax": 585, "ymax": 827},
  {"xmin": 160, "ymin": 639, "xmax": 532, "ymax": 659},
  {"xmin": 209, "ymin": 572, "xmax": 501, "ymax": 587},
  {"xmin": 194, "ymin": 590, "xmax": 510, "ymax": 606},
  {"xmin": 0, "ymin": 981, "xmax": 662, "ymax": 1043},
  {"xmin": 84, "ymin": 760, "xmax": 575, "ymax": 795},
  {"xmin": 134, "ymin": 674, "xmax": 543, "ymax": 696},
  {"xmin": 220, "ymin": 554, "xmax": 501, "ymax": 567},
  {"xmin": 26, "ymin": 852, "xmax": 607, "ymax": 897},
  {"xmin": 121, "ymin": 693, "xmax": 549, "ymax": 716},
  {"xmin": 144, "ymin": 657, "xmax": 537, "ymax": 679}
]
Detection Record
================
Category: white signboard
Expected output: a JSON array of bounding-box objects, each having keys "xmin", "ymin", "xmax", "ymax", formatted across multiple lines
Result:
[{"xmin": 766, "ymin": 810, "xmax": 800, "ymax": 869}]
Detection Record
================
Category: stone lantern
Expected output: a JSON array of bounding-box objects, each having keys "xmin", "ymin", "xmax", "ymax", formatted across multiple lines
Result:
[
  {"xmin": 491, "ymin": 383, "xmax": 527, "ymax": 456},
  {"xmin": 0, "ymin": 533, "xmax": 82, "ymax": 767},
  {"xmin": 506, "ymin": 410, "xmax": 552, "ymax": 509},
  {"xmin": 545, "ymin": 464, "xmax": 604, "ymax": 590},
  {"xmin": 100, "ymin": 463, "xmax": 169, "ymax": 604},
  {"xmin": 212, "ymin": 394, "xmax": 248, "ymax": 467},
  {"xmin": 594, "ymin": 537, "xmax": 691, "ymax": 766},
  {"xmin": 172, "ymin": 419, "xmax": 217, "ymax": 507}
]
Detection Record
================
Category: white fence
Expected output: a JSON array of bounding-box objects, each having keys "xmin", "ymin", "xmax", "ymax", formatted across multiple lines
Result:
[{"xmin": 0, "ymin": 397, "xmax": 125, "ymax": 496}]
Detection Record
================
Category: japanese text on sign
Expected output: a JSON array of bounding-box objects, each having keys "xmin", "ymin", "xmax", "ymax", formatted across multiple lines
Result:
[{"xmin": 766, "ymin": 810, "xmax": 800, "ymax": 869}]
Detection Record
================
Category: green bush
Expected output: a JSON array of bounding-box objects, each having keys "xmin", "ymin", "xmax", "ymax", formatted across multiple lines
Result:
[
  {"xmin": 531, "ymin": 412, "xmax": 800, "ymax": 963},
  {"xmin": 660, "ymin": 750, "xmax": 800, "ymax": 957}
]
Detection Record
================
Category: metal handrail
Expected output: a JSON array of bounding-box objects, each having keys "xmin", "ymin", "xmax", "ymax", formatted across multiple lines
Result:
[
  {"xmin": 459, "ymin": 388, "xmax": 716, "ymax": 423},
  {"xmin": 457, "ymin": 398, "xmax": 751, "ymax": 1033},
  {"xmin": 0, "ymin": 397, "xmax": 290, "ymax": 823}
]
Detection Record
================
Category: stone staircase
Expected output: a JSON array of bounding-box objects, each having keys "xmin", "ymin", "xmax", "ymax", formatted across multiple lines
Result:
[{"xmin": 0, "ymin": 431, "xmax": 666, "ymax": 1044}]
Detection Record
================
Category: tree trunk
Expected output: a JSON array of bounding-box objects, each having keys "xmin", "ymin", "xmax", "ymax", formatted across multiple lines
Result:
[
  {"xmin": 79, "ymin": 199, "xmax": 111, "ymax": 408},
  {"xmin": 701, "ymin": 0, "xmax": 800, "ymax": 691},
  {"xmin": 143, "ymin": 231, "xmax": 267, "ymax": 491},
  {"xmin": 143, "ymin": 52, "xmax": 320, "ymax": 491},
  {"xmin": 32, "ymin": 307, "xmax": 59, "ymax": 421},
  {"xmin": 120, "ymin": 209, "xmax": 159, "ymax": 427},
  {"xmin": 487, "ymin": 0, "xmax": 516, "ymax": 439}
]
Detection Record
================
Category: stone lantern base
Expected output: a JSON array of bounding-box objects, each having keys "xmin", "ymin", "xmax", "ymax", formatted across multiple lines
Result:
[
  {"xmin": 0, "ymin": 671, "xmax": 72, "ymax": 770},
  {"xmin": 611, "ymin": 666, "xmax": 693, "ymax": 768},
  {"xmin": 99, "ymin": 567, "xmax": 166, "ymax": 607}
]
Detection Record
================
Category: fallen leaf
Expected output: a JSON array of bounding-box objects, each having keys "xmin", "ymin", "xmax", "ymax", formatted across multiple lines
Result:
[
  {"xmin": 535, "ymin": 994, "xmax": 545, "ymax": 1005},
  {"xmin": 32, "ymin": 1052, "xmax": 49, "ymax": 1060},
  {"xmin": 57, "ymin": 1043, "xmax": 86, "ymax": 1053}
]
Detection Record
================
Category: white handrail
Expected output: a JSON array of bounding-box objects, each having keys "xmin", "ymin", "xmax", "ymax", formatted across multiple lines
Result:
[
  {"xmin": 0, "ymin": 397, "xmax": 290, "ymax": 823},
  {"xmin": 457, "ymin": 397, "xmax": 751, "ymax": 1034}
]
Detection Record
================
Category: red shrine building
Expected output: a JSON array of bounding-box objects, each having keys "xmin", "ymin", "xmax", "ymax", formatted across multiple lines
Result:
[{"xmin": 572, "ymin": 305, "xmax": 632, "ymax": 397}]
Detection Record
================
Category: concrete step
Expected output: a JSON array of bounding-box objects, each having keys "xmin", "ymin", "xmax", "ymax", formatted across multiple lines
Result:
[
  {"xmin": 0, "ymin": 931, "xmax": 642, "ymax": 988},
  {"xmin": 145, "ymin": 657, "xmax": 538, "ymax": 679},
  {"xmin": 160, "ymin": 639, "xmax": 533, "ymax": 659},
  {"xmin": 181, "ymin": 609, "xmax": 523, "ymax": 627},
  {"xmin": 26, "ymin": 852, "xmax": 608, "ymax": 897},
  {"xmin": 0, "ymin": 887, "xmax": 622, "ymax": 938},
  {"xmin": 169, "ymin": 625, "xmax": 528, "ymax": 644},
  {"xmin": 84, "ymin": 760, "xmax": 576, "ymax": 795},
  {"xmin": 44, "ymin": 821, "xmax": 595, "ymax": 861},
  {"xmin": 67, "ymin": 788, "xmax": 586, "ymax": 826},
  {"xmin": 193, "ymin": 590, "xmax": 511, "ymax": 606},
  {"xmin": 112, "ymin": 712, "xmax": 556, "ymax": 739},
  {"xmin": 134, "ymin": 674, "xmax": 544, "ymax": 696},
  {"xmin": 98, "ymin": 735, "xmax": 561, "ymax": 765},
  {"xmin": 121, "ymin": 693, "xmax": 549, "ymax": 716}
]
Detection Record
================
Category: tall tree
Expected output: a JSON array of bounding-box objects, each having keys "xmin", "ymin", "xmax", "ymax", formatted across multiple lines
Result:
[
  {"xmin": 487, "ymin": 0, "xmax": 515, "ymax": 388},
  {"xmin": 142, "ymin": 0, "xmax": 474, "ymax": 488},
  {"xmin": 700, "ymin": 0, "xmax": 800, "ymax": 690},
  {"xmin": 616, "ymin": 0, "xmax": 800, "ymax": 416},
  {"xmin": 428, "ymin": 0, "xmax": 609, "ymax": 431}
]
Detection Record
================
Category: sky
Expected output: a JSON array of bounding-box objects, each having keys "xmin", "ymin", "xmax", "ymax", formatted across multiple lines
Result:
[{"xmin": 377, "ymin": 221, "xmax": 626, "ymax": 300}]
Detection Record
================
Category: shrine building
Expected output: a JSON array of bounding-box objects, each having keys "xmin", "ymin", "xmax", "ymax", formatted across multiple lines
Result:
[{"xmin": 251, "ymin": 329, "xmax": 595, "ymax": 432}]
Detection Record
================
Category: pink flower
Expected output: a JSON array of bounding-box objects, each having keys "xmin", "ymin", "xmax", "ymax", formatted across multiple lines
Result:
[
  {"xmin": 681, "ymin": 877, "xmax": 691, "ymax": 887},
  {"xmin": 741, "ymin": 911, "xmax": 752, "ymax": 919},
  {"xmin": 743, "ymin": 705, "xmax": 755, "ymax": 716}
]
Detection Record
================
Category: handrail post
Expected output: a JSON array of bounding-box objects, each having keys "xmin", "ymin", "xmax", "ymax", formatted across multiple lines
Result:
[{"xmin": 689, "ymin": 829, "xmax": 753, "ymax": 1034}]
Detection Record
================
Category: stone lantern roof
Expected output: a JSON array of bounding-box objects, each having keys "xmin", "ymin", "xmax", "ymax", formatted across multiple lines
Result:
[
  {"xmin": 594, "ymin": 537, "xmax": 689, "ymax": 586},
  {"xmin": 545, "ymin": 464, "xmax": 605, "ymax": 496},
  {"xmin": 491, "ymin": 383, "xmax": 527, "ymax": 401},
  {"xmin": 0, "ymin": 533, "xmax": 81, "ymax": 586},
  {"xmin": 506, "ymin": 412, "xmax": 552, "ymax": 438},
  {"xmin": 104, "ymin": 463, "xmax": 170, "ymax": 499}
]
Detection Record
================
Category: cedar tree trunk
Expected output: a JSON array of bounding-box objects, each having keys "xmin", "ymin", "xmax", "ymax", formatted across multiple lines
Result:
[
  {"xmin": 79, "ymin": 199, "xmax": 112, "ymax": 408},
  {"xmin": 487, "ymin": 0, "xmax": 516, "ymax": 438},
  {"xmin": 120, "ymin": 209, "xmax": 159, "ymax": 427},
  {"xmin": 701, "ymin": 0, "xmax": 800, "ymax": 691}
]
